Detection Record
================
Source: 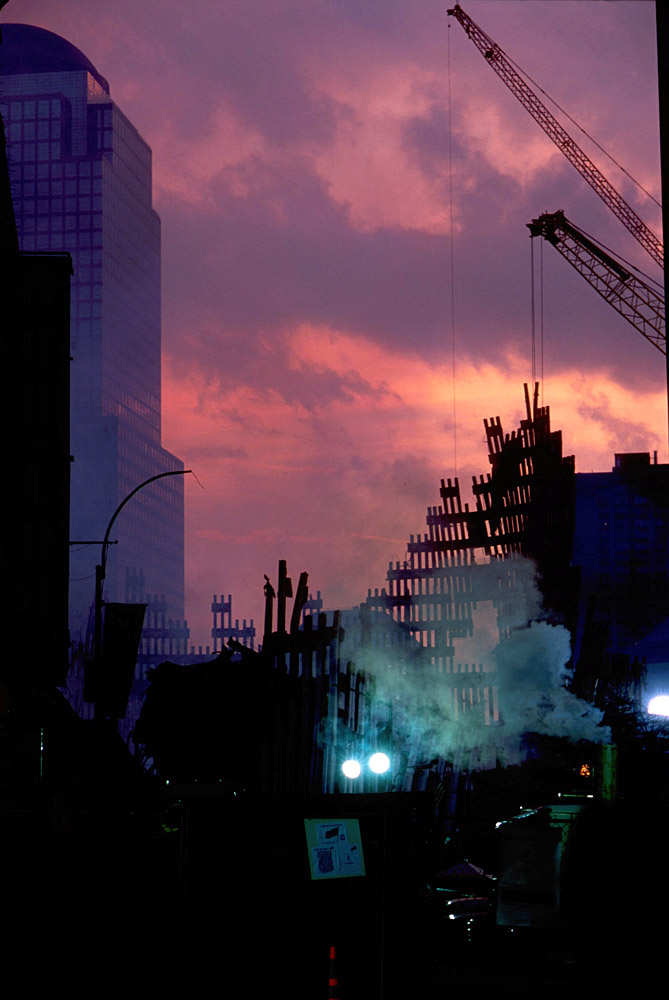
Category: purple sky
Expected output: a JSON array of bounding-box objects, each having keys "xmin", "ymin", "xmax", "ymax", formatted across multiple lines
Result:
[{"xmin": 6, "ymin": 0, "xmax": 664, "ymax": 646}]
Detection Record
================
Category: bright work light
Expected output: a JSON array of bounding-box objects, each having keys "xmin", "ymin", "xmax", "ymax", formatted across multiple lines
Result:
[
  {"xmin": 648, "ymin": 695, "xmax": 669, "ymax": 717},
  {"xmin": 368, "ymin": 752, "xmax": 390, "ymax": 774},
  {"xmin": 342, "ymin": 759, "xmax": 362, "ymax": 779}
]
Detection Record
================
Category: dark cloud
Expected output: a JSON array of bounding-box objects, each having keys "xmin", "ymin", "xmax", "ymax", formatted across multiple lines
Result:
[
  {"xmin": 7, "ymin": 0, "xmax": 661, "ymax": 644},
  {"xmin": 385, "ymin": 454, "xmax": 443, "ymax": 505},
  {"xmin": 161, "ymin": 158, "xmax": 452, "ymax": 362},
  {"xmin": 172, "ymin": 11, "xmax": 343, "ymax": 146},
  {"xmin": 402, "ymin": 104, "xmax": 453, "ymax": 178}
]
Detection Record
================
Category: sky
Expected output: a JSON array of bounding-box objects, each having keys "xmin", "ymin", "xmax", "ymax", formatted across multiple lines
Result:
[{"xmin": 5, "ymin": 0, "xmax": 665, "ymax": 647}]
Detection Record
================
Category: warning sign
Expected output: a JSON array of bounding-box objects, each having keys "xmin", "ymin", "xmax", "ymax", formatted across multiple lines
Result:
[{"xmin": 304, "ymin": 818, "xmax": 366, "ymax": 880}]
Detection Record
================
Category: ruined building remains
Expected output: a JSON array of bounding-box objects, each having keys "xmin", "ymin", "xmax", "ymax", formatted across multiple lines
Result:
[{"xmin": 366, "ymin": 385, "xmax": 577, "ymax": 725}]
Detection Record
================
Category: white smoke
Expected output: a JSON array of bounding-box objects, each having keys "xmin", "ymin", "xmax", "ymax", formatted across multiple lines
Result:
[
  {"xmin": 342, "ymin": 556, "xmax": 609, "ymax": 772},
  {"xmin": 492, "ymin": 618, "xmax": 610, "ymax": 762}
]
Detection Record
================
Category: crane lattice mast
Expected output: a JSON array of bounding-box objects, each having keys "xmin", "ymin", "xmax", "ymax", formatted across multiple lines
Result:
[
  {"xmin": 528, "ymin": 211, "xmax": 665, "ymax": 355},
  {"xmin": 448, "ymin": 4, "xmax": 664, "ymax": 270}
]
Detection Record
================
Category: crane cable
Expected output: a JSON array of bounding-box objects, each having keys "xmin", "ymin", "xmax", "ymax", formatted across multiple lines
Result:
[
  {"xmin": 530, "ymin": 235, "xmax": 545, "ymax": 406},
  {"xmin": 530, "ymin": 235, "xmax": 536, "ymax": 389},
  {"xmin": 447, "ymin": 18, "xmax": 458, "ymax": 476},
  {"xmin": 540, "ymin": 237, "xmax": 545, "ymax": 406},
  {"xmin": 503, "ymin": 45, "xmax": 662, "ymax": 213}
]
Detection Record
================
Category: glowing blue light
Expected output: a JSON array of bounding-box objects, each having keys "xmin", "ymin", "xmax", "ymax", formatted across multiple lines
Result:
[
  {"xmin": 648, "ymin": 695, "xmax": 669, "ymax": 717},
  {"xmin": 342, "ymin": 759, "xmax": 362, "ymax": 779},
  {"xmin": 369, "ymin": 752, "xmax": 391, "ymax": 774}
]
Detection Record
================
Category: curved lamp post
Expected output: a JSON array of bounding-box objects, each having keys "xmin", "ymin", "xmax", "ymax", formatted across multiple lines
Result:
[{"xmin": 93, "ymin": 469, "xmax": 192, "ymax": 668}]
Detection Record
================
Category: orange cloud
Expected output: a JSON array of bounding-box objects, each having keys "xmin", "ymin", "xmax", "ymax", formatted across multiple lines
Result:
[
  {"xmin": 162, "ymin": 324, "xmax": 666, "ymax": 645},
  {"xmin": 151, "ymin": 106, "xmax": 271, "ymax": 205},
  {"xmin": 302, "ymin": 54, "xmax": 455, "ymax": 233}
]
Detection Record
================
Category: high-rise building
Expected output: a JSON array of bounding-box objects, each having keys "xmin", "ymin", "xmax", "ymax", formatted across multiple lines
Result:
[
  {"xmin": 0, "ymin": 24, "xmax": 185, "ymax": 645},
  {"xmin": 1, "ymin": 78, "xmax": 72, "ymax": 685},
  {"xmin": 572, "ymin": 452, "xmax": 669, "ymax": 656}
]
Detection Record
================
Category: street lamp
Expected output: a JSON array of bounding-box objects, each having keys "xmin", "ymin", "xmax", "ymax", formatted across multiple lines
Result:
[{"xmin": 93, "ymin": 469, "xmax": 191, "ymax": 703}]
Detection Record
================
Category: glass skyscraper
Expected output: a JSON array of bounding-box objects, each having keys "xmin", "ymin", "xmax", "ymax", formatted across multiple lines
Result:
[{"xmin": 0, "ymin": 24, "xmax": 185, "ymax": 643}]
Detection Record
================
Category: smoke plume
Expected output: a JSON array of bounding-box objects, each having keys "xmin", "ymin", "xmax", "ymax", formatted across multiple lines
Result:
[{"xmin": 342, "ymin": 557, "xmax": 609, "ymax": 773}]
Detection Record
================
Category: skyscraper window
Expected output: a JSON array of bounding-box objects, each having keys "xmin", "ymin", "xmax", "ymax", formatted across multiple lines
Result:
[{"xmin": 1, "ymin": 23, "xmax": 186, "ymax": 644}]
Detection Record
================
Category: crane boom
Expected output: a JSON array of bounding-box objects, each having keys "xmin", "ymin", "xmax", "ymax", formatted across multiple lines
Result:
[
  {"xmin": 447, "ymin": 4, "xmax": 664, "ymax": 269},
  {"xmin": 528, "ymin": 211, "xmax": 665, "ymax": 355}
]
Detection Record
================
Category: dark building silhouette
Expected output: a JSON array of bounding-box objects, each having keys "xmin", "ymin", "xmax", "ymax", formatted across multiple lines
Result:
[
  {"xmin": 1, "ymin": 108, "xmax": 72, "ymax": 682},
  {"xmin": 572, "ymin": 452, "xmax": 669, "ymax": 654},
  {"xmin": 2, "ymin": 253, "xmax": 73, "ymax": 685},
  {"xmin": 211, "ymin": 593, "xmax": 255, "ymax": 653},
  {"xmin": 0, "ymin": 24, "xmax": 185, "ymax": 651}
]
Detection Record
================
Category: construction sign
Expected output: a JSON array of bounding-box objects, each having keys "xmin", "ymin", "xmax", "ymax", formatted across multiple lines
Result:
[{"xmin": 304, "ymin": 818, "xmax": 366, "ymax": 880}]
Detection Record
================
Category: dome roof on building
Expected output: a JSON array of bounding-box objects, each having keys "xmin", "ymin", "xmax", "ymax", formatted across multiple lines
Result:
[{"xmin": 0, "ymin": 23, "xmax": 110, "ymax": 94}]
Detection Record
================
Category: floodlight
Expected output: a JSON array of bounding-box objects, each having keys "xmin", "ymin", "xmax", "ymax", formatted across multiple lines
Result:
[
  {"xmin": 342, "ymin": 759, "xmax": 362, "ymax": 779},
  {"xmin": 648, "ymin": 695, "xmax": 669, "ymax": 717},
  {"xmin": 368, "ymin": 752, "xmax": 390, "ymax": 774}
]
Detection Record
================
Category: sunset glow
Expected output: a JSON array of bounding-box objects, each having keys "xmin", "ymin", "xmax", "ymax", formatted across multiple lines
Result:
[{"xmin": 7, "ymin": 0, "xmax": 663, "ymax": 645}]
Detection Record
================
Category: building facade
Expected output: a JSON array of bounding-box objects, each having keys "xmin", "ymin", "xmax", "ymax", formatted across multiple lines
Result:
[
  {"xmin": 1, "ymin": 91, "xmax": 72, "ymax": 683},
  {"xmin": 572, "ymin": 452, "xmax": 669, "ymax": 657},
  {"xmin": 0, "ymin": 24, "xmax": 185, "ymax": 645}
]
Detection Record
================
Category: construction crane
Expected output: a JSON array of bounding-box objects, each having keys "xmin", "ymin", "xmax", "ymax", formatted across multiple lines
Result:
[
  {"xmin": 528, "ymin": 210, "xmax": 665, "ymax": 355},
  {"xmin": 447, "ymin": 4, "xmax": 664, "ymax": 270}
]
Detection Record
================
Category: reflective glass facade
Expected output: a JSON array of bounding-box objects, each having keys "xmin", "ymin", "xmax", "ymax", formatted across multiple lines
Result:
[{"xmin": 1, "ymin": 29, "xmax": 185, "ymax": 641}]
